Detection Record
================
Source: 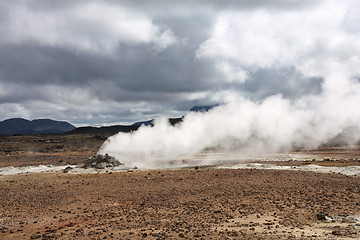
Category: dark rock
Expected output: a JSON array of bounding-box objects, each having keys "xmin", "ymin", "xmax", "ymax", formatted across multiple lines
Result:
[
  {"xmin": 0, "ymin": 225, "xmax": 8, "ymax": 230},
  {"xmin": 316, "ymin": 213, "xmax": 327, "ymax": 220},
  {"xmin": 62, "ymin": 166, "xmax": 73, "ymax": 173}
]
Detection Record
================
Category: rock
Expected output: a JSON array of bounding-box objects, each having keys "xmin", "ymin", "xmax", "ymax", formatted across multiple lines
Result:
[
  {"xmin": 316, "ymin": 213, "xmax": 327, "ymax": 221},
  {"xmin": 62, "ymin": 166, "xmax": 73, "ymax": 173},
  {"xmin": 95, "ymin": 162, "xmax": 106, "ymax": 169},
  {"xmin": 0, "ymin": 225, "xmax": 8, "ymax": 231},
  {"xmin": 341, "ymin": 216, "xmax": 357, "ymax": 223},
  {"xmin": 80, "ymin": 154, "xmax": 123, "ymax": 169},
  {"xmin": 264, "ymin": 221, "xmax": 275, "ymax": 225}
]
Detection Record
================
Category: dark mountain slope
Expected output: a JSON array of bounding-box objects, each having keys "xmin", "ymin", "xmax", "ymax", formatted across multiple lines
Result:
[
  {"xmin": 66, "ymin": 117, "xmax": 183, "ymax": 135},
  {"xmin": 0, "ymin": 118, "xmax": 75, "ymax": 135}
]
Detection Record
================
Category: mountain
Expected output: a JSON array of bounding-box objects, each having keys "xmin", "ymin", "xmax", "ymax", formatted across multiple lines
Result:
[
  {"xmin": 1, "ymin": 105, "xmax": 215, "ymax": 136},
  {"xmin": 0, "ymin": 118, "xmax": 75, "ymax": 135},
  {"xmin": 66, "ymin": 125, "xmax": 139, "ymax": 135},
  {"xmin": 190, "ymin": 105, "xmax": 218, "ymax": 112},
  {"xmin": 131, "ymin": 119, "xmax": 154, "ymax": 127},
  {"xmin": 66, "ymin": 118, "xmax": 183, "ymax": 135},
  {"xmin": 67, "ymin": 105, "xmax": 216, "ymax": 136},
  {"xmin": 132, "ymin": 117, "xmax": 183, "ymax": 127}
]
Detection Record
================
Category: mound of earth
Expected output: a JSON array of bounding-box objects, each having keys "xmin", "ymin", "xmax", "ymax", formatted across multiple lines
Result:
[{"xmin": 79, "ymin": 154, "xmax": 123, "ymax": 169}]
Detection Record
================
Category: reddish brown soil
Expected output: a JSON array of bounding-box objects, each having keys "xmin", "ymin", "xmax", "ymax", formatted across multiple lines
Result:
[
  {"xmin": 1, "ymin": 135, "xmax": 360, "ymax": 239},
  {"xmin": 261, "ymin": 145, "xmax": 360, "ymax": 167},
  {"xmin": 0, "ymin": 169, "xmax": 360, "ymax": 239},
  {"xmin": 0, "ymin": 134, "xmax": 106, "ymax": 167}
]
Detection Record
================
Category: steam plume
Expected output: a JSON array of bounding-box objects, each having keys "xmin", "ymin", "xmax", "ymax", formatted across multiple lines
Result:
[{"xmin": 99, "ymin": 82, "xmax": 360, "ymax": 168}]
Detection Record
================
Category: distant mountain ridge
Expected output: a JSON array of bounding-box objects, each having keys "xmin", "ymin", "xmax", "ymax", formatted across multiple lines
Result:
[
  {"xmin": 0, "ymin": 118, "xmax": 75, "ymax": 135},
  {"xmin": 131, "ymin": 119, "xmax": 154, "ymax": 127},
  {"xmin": 67, "ymin": 105, "xmax": 216, "ymax": 135},
  {"xmin": 1, "ymin": 105, "xmax": 218, "ymax": 136},
  {"xmin": 190, "ymin": 104, "xmax": 218, "ymax": 112},
  {"xmin": 67, "ymin": 118, "xmax": 182, "ymax": 135}
]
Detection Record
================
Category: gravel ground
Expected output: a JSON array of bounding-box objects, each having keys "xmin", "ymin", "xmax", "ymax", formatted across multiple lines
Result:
[
  {"xmin": 1, "ymin": 135, "xmax": 360, "ymax": 239},
  {"xmin": 0, "ymin": 168, "xmax": 359, "ymax": 239}
]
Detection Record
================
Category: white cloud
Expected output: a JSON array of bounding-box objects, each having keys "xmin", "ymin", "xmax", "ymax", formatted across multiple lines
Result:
[
  {"xmin": 2, "ymin": 2, "xmax": 178, "ymax": 53},
  {"xmin": 0, "ymin": 103, "xmax": 31, "ymax": 120},
  {"xmin": 196, "ymin": 0, "xmax": 360, "ymax": 81},
  {"xmin": 151, "ymin": 29, "xmax": 179, "ymax": 52},
  {"xmin": 216, "ymin": 61, "xmax": 248, "ymax": 83}
]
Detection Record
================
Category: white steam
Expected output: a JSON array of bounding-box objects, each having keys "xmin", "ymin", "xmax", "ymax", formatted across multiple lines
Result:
[
  {"xmin": 99, "ymin": 1, "xmax": 360, "ymax": 168},
  {"xmin": 99, "ymin": 85, "xmax": 360, "ymax": 168}
]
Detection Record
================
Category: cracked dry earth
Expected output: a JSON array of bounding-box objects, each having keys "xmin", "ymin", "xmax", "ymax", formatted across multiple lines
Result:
[{"xmin": 1, "ymin": 168, "xmax": 360, "ymax": 239}]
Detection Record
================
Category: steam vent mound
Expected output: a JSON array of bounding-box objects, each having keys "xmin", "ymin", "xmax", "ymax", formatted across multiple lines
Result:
[{"xmin": 80, "ymin": 154, "xmax": 123, "ymax": 169}]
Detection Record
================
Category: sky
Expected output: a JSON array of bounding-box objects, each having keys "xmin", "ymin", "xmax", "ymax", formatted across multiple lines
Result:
[{"xmin": 0, "ymin": 0, "xmax": 359, "ymax": 126}]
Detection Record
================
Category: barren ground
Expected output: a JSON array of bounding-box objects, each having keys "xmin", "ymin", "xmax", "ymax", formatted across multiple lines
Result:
[
  {"xmin": 0, "ymin": 134, "xmax": 107, "ymax": 168},
  {"xmin": 0, "ymin": 134, "xmax": 360, "ymax": 239}
]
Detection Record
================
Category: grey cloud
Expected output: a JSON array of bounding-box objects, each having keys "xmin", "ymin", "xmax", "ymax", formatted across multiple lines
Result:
[
  {"xmin": 104, "ymin": 0, "xmax": 319, "ymax": 15},
  {"xmin": 0, "ymin": 41, "xmax": 323, "ymax": 125},
  {"xmin": 0, "ymin": 0, "xmax": 337, "ymax": 125},
  {"xmin": 20, "ymin": 0, "xmax": 317, "ymax": 19},
  {"xmin": 241, "ymin": 67, "xmax": 323, "ymax": 100},
  {"xmin": 0, "ymin": 40, "xmax": 221, "ymax": 98},
  {"xmin": 0, "ymin": 43, "xmax": 116, "ymax": 85}
]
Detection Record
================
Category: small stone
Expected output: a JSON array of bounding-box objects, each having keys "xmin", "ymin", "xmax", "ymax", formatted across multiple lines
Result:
[
  {"xmin": 95, "ymin": 162, "xmax": 106, "ymax": 169},
  {"xmin": 264, "ymin": 222, "xmax": 275, "ymax": 225},
  {"xmin": 62, "ymin": 166, "xmax": 73, "ymax": 173},
  {"xmin": 341, "ymin": 216, "xmax": 356, "ymax": 223},
  {"xmin": 316, "ymin": 213, "xmax": 327, "ymax": 220}
]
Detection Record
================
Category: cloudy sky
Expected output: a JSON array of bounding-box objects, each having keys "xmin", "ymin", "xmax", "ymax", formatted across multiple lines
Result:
[{"xmin": 0, "ymin": 0, "xmax": 359, "ymax": 126}]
